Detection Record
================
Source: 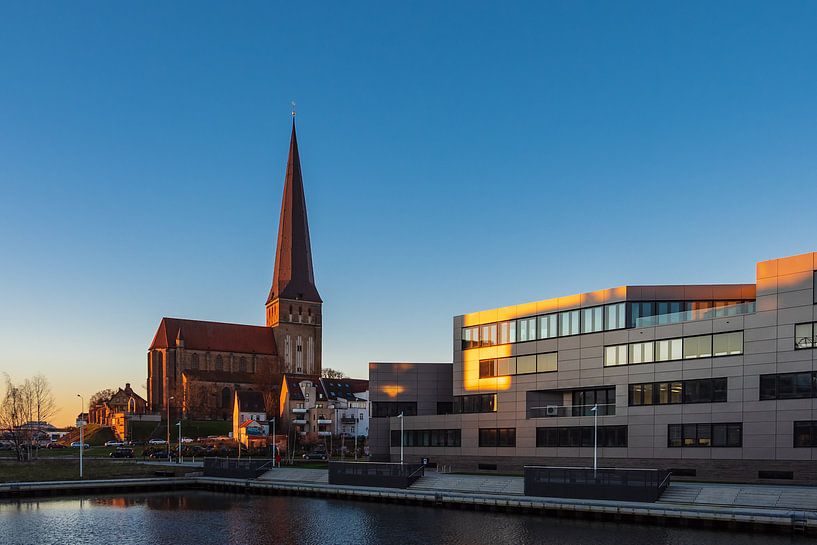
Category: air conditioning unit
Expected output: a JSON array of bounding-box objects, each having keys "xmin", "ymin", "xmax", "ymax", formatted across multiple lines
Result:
[{"xmin": 546, "ymin": 405, "xmax": 559, "ymax": 417}]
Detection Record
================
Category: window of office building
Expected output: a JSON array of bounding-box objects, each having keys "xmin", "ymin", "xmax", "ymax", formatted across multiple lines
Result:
[
  {"xmin": 454, "ymin": 394, "xmax": 496, "ymax": 414},
  {"xmin": 436, "ymin": 402, "xmax": 454, "ymax": 415},
  {"xmin": 629, "ymin": 301, "xmax": 656, "ymax": 327},
  {"xmin": 759, "ymin": 372, "xmax": 816, "ymax": 400},
  {"xmin": 391, "ymin": 429, "xmax": 461, "ymax": 448},
  {"xmin": 518, "ymin": 317, "xmax": 537, "ymax": 342},
  {"xmin": 559, "ymin": 310, "xmax": 580, "ymax": 336},
  {"xmin": 655, "ymin": 338, "xmax": 683, "ymax": 361},
  {"xmin": 538, "ymin": 314, "xmax": 558, "ymax": 339},
  {"xmin": 572, "ymin": 387, "xmax": 615, "ymax": 416},
  {"xmin": 794, "ymin": 421, "xmax": 817, "ymax": 447},
  {"xmin": 462, "ymin": 326, "xmax": 479, "ymax": 349},
  {"xmin": 479, "ymin": 359, "xmax": 496, "ymax": 379},
  {"xmin": 604, "ymin": 344, "xmax": 628, "ymax": 366},
  {"xmin": 605, "ymin": 302, "xmax": 626, "ymax": 330},
  {"xmin": 629, "ymin": 341, "xmax": 654, "ymax": 364},
  {"xmin": 629, "ymin": 378, "xmax": 726, "ymax": 406},
  {"xmin": 683, "ymin": 335, "xmax": 713, "ymax": 359},
  {"xmin": 479, "ymin": 428, "xmax": 516, "ymax": 447},
  {"xmin": 371, "ymin": 402, "xmax": 417, "ymax": 418},
  {"xmin": 498, "ymin": 320, "xmax": 516, "ymax": 344},
  {"xmin": 658, "ymin": 382, "xmax": 683, "ymax": 404},
  {"xmin": 480, "ymin": 323, "xmax": 497, "ymax": 347},
  {"xmin": 667, "ymin": 423, "xmax": 742, "ymax": 447},
  {"xmin": 536, "ymin": 425, "xmax": 627, "ymax": 448},
  {"xmin": 656, "ymin": 301, "xmax": 685, "ymax": 325},
  {"xmin": 629, "ymin": 383, "xmax": 654, "ymax": 406},
  {"xmin": 795, "ymin": 323, "xmax": 815, "ymax": 349},
  {"xmin": 537, "ymin": 352, "xmax": 558, "ymax": 373},
  {"xmin": 497, "ymin": 357, "xmax": 516, "ymax": 376},
  {"xmin": 516, "ymin": 355, "xmax": 537, "ymax": 374},
  {"xmin": 712, "ymin": 331, "xmax": 743, "ymax": 356},
  {"xmin": 582, "ymin": 306, "xmax": 604, "ymax": 334}
]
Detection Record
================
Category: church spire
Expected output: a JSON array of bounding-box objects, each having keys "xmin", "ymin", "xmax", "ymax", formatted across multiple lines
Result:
[{"xmin": 267, "ymin": 119, "xmax": 322, "ymax": 305}]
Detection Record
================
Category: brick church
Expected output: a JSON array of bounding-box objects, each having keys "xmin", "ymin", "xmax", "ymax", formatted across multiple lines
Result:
[{"xmin": 147, "ymin": 121, "xmax": 322, "ymax": 421}]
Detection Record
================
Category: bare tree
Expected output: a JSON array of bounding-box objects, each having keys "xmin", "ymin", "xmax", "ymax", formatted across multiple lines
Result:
[
  {"xmin": 0, "ymin": 375, "xmax": 28, "ymax": 461},
  {"xmin": 321, "ymin": 368, "xmax": 347, "ymax": 379},
  {"xmin": 90, "ymin": 388, "xmax": 116, "ymax": 408},
  {"xmin": 28, "ymin": 375, "xmax": 56, "ymax": 457}
]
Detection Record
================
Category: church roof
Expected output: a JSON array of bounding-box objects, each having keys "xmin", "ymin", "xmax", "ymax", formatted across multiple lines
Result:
[
  {"xmin": 150, "ymin": 317, "xmax": 278, "ymax": 355},
  {"xmin": 267, "ymin": 121, "xmax": 322, "ymax": 304}
]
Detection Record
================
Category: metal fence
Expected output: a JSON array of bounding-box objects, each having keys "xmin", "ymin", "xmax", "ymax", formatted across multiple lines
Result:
[
  {"xmin": 328, "ymin": 461, "xmax": 425, "ymax": 488},
  {"xmin": 524, "ymin": 466, "xmax": 671, "ymax": 502},
  {"xmin": 202, "ymin": 458, "xmax": 274, "ymax": 479}
]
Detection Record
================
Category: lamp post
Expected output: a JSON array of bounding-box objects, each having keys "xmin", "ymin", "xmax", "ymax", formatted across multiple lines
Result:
[
  {"xmin": 591, "ymin": 404, "xmax": 598, "ymax": 478},
  {"xmin": 167, "ymin": 396, "xmax": 174, "ymax": 460},
  {"xmin": 76, "ymin": 394, "xmax": 84, "ymax": 480},
  {"xmin": 397, "ymin": 412, "xmax": 404, "ymax": 464},
  {"xmin": 176, "ymin": 421, "xmax": 182, "ymax": 463}
]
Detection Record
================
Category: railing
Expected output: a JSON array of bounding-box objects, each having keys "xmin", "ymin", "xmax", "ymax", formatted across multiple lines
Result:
[
  {"xmin": 524, "ymin": 466, "xmax": 671, "ymax": 502},
  {"xmin": 328, "ymin": 461, "xmax": 425, "ymax": 488},
  {"xmin": 202, "ymin": 457, "xmax": 272, "ymax": 479},
  {"xmin": 528, "ymin": 403, "xmax": 615, "ymax": 418},
  {"xmin": 634, "ymin": 302, "xmax": 755, "ymax": 328}
]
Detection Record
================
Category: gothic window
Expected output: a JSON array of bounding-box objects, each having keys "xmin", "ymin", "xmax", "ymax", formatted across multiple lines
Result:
[
  {"xmin": 307, "ymin": 336, "xmax": 315, "ymax": 373},
  {"xmin": 190, "ymin": 353, "xmax": 199, "ymax": 370},
  {"xmin": 296, "ymin": 336, "xmax": 303, "ymax": 373},
  {"xmin": 239, "ymin": 357, "xmax": 247, "ymax": 373},
  {"xmin": 285, "ymin": 335, "xmax": 292, "ymax": 369},
  {"xmin": 221, "ymin": 387, "xmax": 231, "ymax": 409},
  {"xmin": 215, "ymin": 355, "xmax": 223, "ymax": 371}
]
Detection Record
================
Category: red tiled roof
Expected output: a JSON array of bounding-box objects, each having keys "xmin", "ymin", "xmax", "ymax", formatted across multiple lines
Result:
[{"xmin": 150, "ymin": 317, "xmax": 278, "ymax": 355}]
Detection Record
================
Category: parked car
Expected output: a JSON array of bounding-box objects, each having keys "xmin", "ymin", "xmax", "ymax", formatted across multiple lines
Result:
[
  {"xmin": 105, "ymin": 440, "xmax": 124, "ymax": 447},
  {"xmin": 180, "ymin": 437, "xmax": 194, "ymax": 443},
  {"xmin": 148, "ymin": 439, "xmax": 167, "ymax": 445},
  {"xmin": 302, "ymin": 452, "xmax": 328, "ymax": 461},
  {"xmin": 70, "ymin": 442, "xmax": 90, "ymax": 448},
  {"xmin": 110, "ymin": 447, "xmax": 135, "ymax": 459},
  {"xmin": 46, "ymin": 442, "xmax": 67, "ymax": 449}
]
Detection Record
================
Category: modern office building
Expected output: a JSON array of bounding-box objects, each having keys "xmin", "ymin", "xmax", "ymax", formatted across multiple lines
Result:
[{"xmin": 375, "ymin": 252, "xmax": 817, "ymax": 483}]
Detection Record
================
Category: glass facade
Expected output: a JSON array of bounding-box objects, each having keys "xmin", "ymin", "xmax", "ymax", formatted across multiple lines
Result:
[
  {"xmin": 604, "ymin": 332, "xmax": 743, "ymax": 367},
  {"xmin": 667, "ymin": 423, "xmax": 742, "ymax": 447},
  {"xmin": 629, "ymin": 378, "xmax": 727, "ymax": 406}
]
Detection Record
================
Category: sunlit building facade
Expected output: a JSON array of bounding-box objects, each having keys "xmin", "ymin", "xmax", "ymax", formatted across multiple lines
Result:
[{"xmin": 380, "ymin": 252, "xmax": 817, "ymax": 483}]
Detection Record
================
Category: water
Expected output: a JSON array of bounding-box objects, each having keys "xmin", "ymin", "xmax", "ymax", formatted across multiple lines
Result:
[{"xmin": 0, "ymin": 491, "xmax": 810, "ymax": 545}]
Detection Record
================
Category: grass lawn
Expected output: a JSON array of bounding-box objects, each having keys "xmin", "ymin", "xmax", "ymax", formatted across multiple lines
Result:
[{"xmin": 0, "ymin": 459, "xmax": 189, "ymax": 483}]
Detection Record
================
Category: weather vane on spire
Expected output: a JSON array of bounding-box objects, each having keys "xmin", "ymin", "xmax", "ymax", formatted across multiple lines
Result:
[{"xmin": 291, "ymin": 100, "xmax": 296, "ymax": 119}]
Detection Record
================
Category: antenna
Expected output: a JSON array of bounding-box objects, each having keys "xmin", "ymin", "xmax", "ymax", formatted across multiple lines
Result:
[{"xmin": 291, "ymin": 100, "xmax": 296, "ymax": 119}]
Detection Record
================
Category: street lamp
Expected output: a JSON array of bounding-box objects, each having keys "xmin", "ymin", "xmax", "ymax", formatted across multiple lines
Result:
[
  {"xmin": 176, "ymin": 421, "xmax": 182, "ymax": 463},
  {"xmin": 76, "ymin": 394, "xmax": 84, "ymax": 479},
  {"xmin": 167, "ymin": 396, "xmax": 174, "ymax": 460},
  {"xmin": 397, "ymin": 412, "xmax": 404, "ymax": 464},
  {"xmin": 591, "ymin": 404, "xmax": 598, "ymax": 478}
]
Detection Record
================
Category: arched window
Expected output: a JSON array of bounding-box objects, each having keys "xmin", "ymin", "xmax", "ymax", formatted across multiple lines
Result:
[
  {"xmin": 190, "ymin": 353, "xmax": 199, "ymax": 370},
  {"xmin": 239, "ymin": 357, "xmax": 247, "ymax": 373},
  {"xmin": 215, "ymin": 355, "xmax": 223, "ymax": 371},
  {"xmin": 221, "ymin": 387, "xmax": 231, "ymax": 409}
]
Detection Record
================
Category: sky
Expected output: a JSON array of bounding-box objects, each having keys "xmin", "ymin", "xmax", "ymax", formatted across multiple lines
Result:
[{"xmin": 1, "ymin": 2, "xmax": 816, "ymax": 426}]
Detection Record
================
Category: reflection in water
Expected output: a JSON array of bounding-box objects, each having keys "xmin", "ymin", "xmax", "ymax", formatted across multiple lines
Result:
[{"xmin": 0, "ymin": 491, "xmax": 811, "ymax": 545}]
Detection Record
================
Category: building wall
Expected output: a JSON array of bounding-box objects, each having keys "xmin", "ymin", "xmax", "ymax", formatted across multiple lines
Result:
[
  {"xmin": 369, "ymin": 362, "xmax": 453, "ymax": 460},
  {"xmin": 389, "ymin": 252, "xmax": 817, "ymax": 484}
]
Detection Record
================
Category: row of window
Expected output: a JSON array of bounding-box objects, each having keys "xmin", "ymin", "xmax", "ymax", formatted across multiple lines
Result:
[
  {"xmin": 462, "ymin": 300, "xmax": 753, "ymax": 350},
  {"xmin": 571, "ymin": 387, "xmax": 616, "ymax": 416},
  {"xmin": 462, "ymin": 303, "xmax": 627, "ymax": 349},
  {"xmin": 188, "ymin": 353, "xmax": 255, "ymax": 373},
  {"xmin": 759, "ymin": 372, "xmax": 817, "ymax": 400},
  {"xmin": 667, "ymin": 423, "xmax": 742, "ymax": 447},
  {"xmin": 390, "ymin": 429, "xmax": 462, "ymax": 447},
  {"xmin": 795, "ymin": 322, "xmax": 817, "ymax": 350},
  {"xmin": 629, "ymin": 378, "xmax": 728, "ymax": 406},
  {"xmin": 535, "ymin": 425, "xmax": 628, "ymax": 448},
  {"xmin": 604, "ymin": 331, "xmax": 744, "ymax": 366},
  {"xmin": 478, "ymin": 428, "xmax": 517, "ymax": 447},
  {"xmin": 478, "ymin": 353, "xmax": 557, "ymax": 378},
  {"xmin": 453, "ymin": 394, "xmax": 497, "ymax": 414},
  {"xmin": 371, "ymin": 402, "xmax": 417, "ymax": 418}
]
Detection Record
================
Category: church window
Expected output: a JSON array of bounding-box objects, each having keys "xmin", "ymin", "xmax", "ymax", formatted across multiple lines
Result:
[
  {"xmin": 239, "ymin": 357, "xmax": 247, "ymax": 373},
  {"xmin": 221, "ymin": 387, "xmax": 231, "ymax": 409},
  {"xmin": 190, "ymin": 354, "xmax": 199, "ymax": 370},
  {"xmin": 215, "ymin": 355, "xmax": 223, "ymax": 371},
  {"xmin": 307, "ymin": 337, "xmax": 315, "ymax": 374},
  {"xmin": 296, "ymin": 336, "xmax": 303, "ymax": 373},
  {"xmin": 285, "ymin": 336, "xmax": 292, "ymax": 369}
]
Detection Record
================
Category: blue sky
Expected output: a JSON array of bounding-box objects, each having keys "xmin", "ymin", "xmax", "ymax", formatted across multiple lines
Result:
[{"xmin": 1, "ymin": 2, "xmax": 816, "ymax": 425}]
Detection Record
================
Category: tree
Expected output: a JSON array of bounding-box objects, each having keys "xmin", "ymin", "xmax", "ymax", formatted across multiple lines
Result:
[
  {"xmin": 0, "ymin": 374, "xmax": 28, "ymax": 461},
  {"xmin": 89, "ymin": 388, "xmax": 116, "ymax": 408},
  {"xmin": 321, "ymin": 368, "xmax": 347, "ymax": 379}
]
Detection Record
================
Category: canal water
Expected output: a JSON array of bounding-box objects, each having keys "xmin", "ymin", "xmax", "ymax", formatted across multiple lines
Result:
[{"xmin": 0, "ymin": 491, "xmax": 811, "ymax": 545}]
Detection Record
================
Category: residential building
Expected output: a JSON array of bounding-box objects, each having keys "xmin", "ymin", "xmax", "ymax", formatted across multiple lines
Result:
[
  {"xmin": 378, "ymin": 252, "xmax": 817, "ymax": 484},
  {"xmin": 233, "ymin": 390, "xmax": 269, "ymax": 448},
  {"xmin": 279, "ymin": 375, "xmax": 369, "ymax": 441}
]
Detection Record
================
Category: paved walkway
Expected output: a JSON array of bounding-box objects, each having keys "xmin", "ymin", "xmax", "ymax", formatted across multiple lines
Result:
[{"xmin": 257, "ymin": 467, "xmax": 817, "ymax": 512}]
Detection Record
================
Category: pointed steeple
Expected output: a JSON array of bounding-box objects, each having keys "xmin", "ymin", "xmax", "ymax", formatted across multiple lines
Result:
[{"xmin": 267, "ymin": 120, "xmax": 322, "ymax": 304}]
